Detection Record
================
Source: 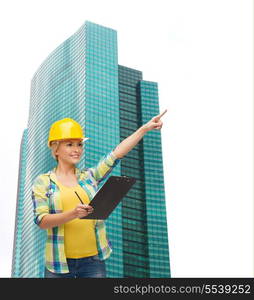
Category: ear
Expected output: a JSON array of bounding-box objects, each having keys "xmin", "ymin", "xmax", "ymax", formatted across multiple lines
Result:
[{"xmin": 55, "ymin": 145, "xmax": 60, "ymax": 156}]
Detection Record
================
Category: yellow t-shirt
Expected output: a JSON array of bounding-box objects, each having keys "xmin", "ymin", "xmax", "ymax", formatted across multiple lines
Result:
[{"xmin": 57, "ymin": 180, "xmax": 98, "ymax": 258}]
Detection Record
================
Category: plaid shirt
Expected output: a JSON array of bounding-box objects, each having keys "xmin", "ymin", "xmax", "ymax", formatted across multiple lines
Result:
[{"xmin": 31, "ymin": 149, "xmax": 122, "ymax": 274}]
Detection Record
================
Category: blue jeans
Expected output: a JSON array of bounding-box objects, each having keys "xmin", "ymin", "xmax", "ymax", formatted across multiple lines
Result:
[{"xmin": 44, "ymin": 254, "xmax": 106, "ymax": 278}]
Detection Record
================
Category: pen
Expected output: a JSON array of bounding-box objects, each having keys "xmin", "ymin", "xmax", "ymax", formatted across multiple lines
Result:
[
  {"xmin": 74, "ymin": 191, "xmax": 90, "ymax": 212},
  {"xmin": 74, "ymin": 191, "xmax": 84, "ymax": 204}
]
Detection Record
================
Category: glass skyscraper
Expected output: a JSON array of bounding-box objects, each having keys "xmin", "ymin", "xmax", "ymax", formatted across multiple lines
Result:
[{"xmin": 11, "ymin": 21, "xmax": 170, "ymax": 278}]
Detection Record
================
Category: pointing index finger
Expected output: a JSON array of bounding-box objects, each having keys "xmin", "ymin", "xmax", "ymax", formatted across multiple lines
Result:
[{"xmin": 158, "ymin": 109, "xmax": 167, "ymax": 119}]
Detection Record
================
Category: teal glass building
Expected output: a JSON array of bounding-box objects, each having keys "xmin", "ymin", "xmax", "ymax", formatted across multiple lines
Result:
[{"xmin": 11, "ymin": 21, "xmax": 170, "ymax": 278}]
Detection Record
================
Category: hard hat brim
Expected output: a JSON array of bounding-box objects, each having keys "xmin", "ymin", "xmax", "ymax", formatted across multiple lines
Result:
[{"xmin": 48, "ymin": 137, "xmax": 89, "ymax": 148}]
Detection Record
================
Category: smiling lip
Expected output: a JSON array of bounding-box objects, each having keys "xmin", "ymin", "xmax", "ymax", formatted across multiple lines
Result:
[{"xmin": 71, "ymin": 155, "xmax": 80, "ymax": 158}]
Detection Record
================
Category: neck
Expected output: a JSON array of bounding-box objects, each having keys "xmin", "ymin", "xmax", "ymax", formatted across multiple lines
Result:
[{"xmin": 55, "ymin": 161, "xmax": 76, "ymax": 176}]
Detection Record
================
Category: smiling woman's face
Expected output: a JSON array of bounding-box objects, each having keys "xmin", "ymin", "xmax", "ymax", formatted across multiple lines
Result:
[{"xmin": 55, "ymin": 138, "xmax": 83, "ymax": 164}]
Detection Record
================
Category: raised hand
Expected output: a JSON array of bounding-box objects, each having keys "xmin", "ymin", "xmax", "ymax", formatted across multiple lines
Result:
[
  {"xmin": 112, "ymin": 109, "xmax": 168, "ymax": 159},
  {"xmin": 143, "ymin": 109, "xmax": 167, "ymax": 132}
]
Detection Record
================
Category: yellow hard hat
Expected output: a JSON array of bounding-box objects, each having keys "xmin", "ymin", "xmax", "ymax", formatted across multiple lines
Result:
[{"xmin": 48, "ymin": 118, "xmax": 89, "ymax": 148}]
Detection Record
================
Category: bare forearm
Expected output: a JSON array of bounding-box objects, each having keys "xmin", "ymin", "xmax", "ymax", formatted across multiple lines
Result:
[
  {"xmin": 113, "ymin": 125, "xmax": 148, "ymax": 158},
  {"xmin": 39, "ymin": 210, "xmax": 76, "ymax": 229},
  {"xmin": 39, "ymin": 204, "xmax": 93, "ymax": 229}
]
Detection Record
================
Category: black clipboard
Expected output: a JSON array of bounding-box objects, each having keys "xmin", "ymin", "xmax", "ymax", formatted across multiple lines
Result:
[{"xmin": 77, "ymin": 175, "xmax": 136, "ymax": 219}]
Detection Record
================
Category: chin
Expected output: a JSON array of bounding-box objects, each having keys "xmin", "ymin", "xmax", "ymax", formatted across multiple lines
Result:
[{"xmin": 71, "ymin": 158, "xmax": 81, "ymax": 162}]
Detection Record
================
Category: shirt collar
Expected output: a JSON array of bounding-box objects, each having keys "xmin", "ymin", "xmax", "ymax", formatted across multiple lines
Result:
[{"xmin": 46, "ymin": 166, "xmax": 81, "ymax": 183}]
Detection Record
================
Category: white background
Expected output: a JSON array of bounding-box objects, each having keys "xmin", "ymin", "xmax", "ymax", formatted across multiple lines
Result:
[{"xmin": 0, "ymin": 0, "xmax": 252, "ymax": 277}]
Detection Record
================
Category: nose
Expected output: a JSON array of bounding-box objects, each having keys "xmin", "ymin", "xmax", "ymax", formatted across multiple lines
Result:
[{"xmin": 73, "ymin": 145, "xmax": 82, "ymax": 153}]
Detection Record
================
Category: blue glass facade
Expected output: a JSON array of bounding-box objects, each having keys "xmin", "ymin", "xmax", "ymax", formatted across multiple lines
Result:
[
  {"xmin": 84, "ymin": 22, "xmax": 123, "ymax": 277},
  {"xmin": 12, "ymin": 21, "xmax": 170, "ymax": 278},
  {"xmin": 118, "ymin": 66, "xmax": 170, "ymax": 277},
  {"xmin": 12, "ymin": 129, "xmax": 28, "ymax": 276},
  {"xmin": 140, "ymin": 81, "xmax": 170, "ymax": 277}
]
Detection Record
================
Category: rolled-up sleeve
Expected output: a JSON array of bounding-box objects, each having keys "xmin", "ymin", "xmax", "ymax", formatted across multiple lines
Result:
[
  {"xmin": 89, "ymin": 149, "xmax": 123, "ymax": 184},
  {"xmin": 31, "ymin": 175, "xmax": 49, "ymax": 226}
]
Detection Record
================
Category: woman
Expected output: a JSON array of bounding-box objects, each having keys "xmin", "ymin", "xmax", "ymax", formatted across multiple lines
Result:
[{"xmin": 32, "ymin": 110, "xmax": 166, "ymax": 278}]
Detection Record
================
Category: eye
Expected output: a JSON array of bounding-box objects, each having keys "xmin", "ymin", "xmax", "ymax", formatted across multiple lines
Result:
[{"xmin": 79, "ymin": 143, "xmax": 83, "ymax": 147}]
